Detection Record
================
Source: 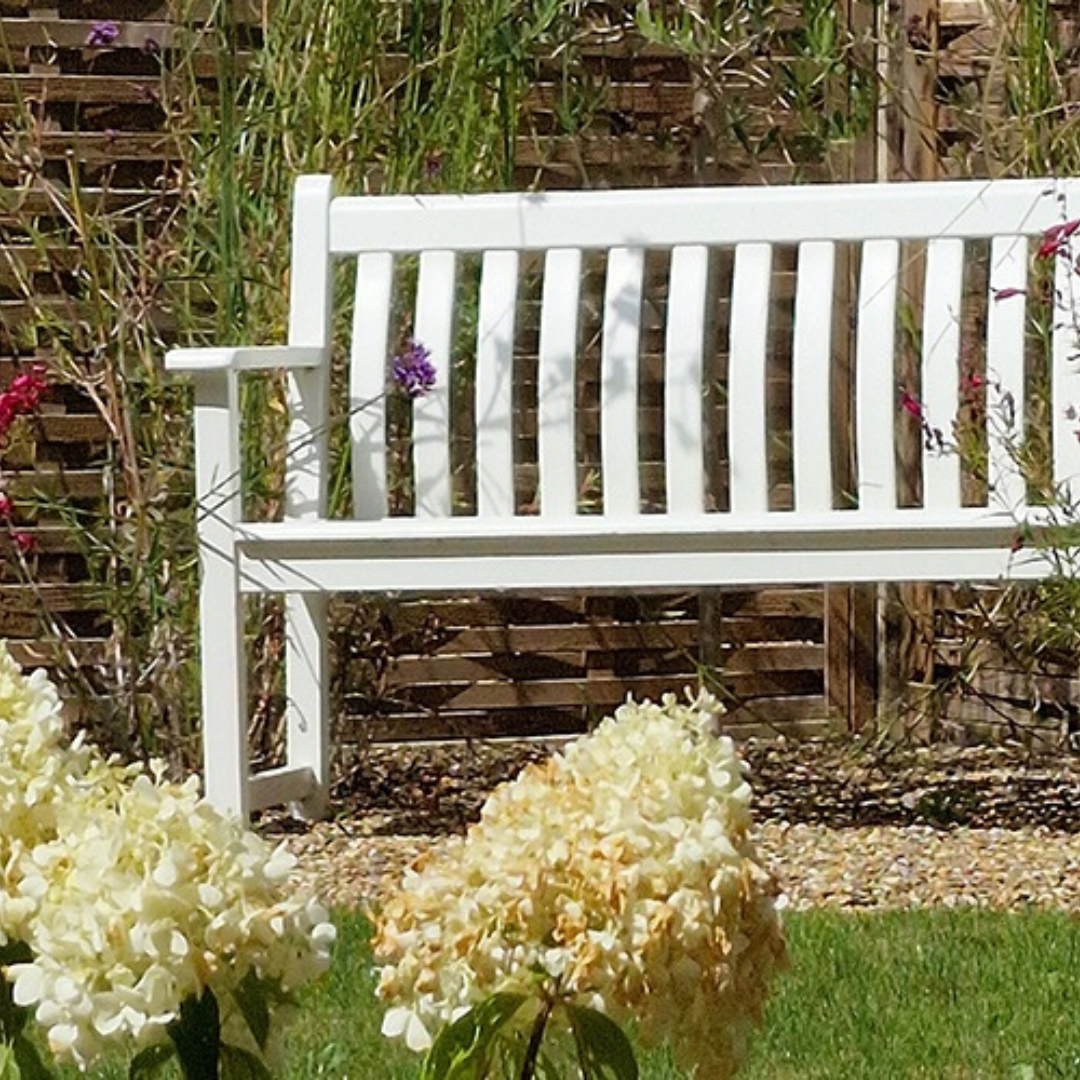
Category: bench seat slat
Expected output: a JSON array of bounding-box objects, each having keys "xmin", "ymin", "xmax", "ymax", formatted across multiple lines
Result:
[
  {"xmin": 238, "ymin": 506, "xmax": 1032, "ymax": 545},
  {"xmin": 235, "ymin": 511, "xmax": 1045, "ymax": 595}
]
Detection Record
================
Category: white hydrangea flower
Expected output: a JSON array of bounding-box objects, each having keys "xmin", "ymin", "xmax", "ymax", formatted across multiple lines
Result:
[
  {"xmin": 373, "ymin": 689, "xmax": 787, "ymax": 1079},
  {"xmin": 0, "ymin": 642, "xmax": 336, "ymax": 1070}
]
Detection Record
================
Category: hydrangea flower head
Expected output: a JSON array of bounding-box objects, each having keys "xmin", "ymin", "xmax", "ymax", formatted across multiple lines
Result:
[
  {"xmin": 0, "ymin": 642, "xmax": 335, "ymax": 1069},
  {"xmin": 373, "ymin": 689, "xmax": 787, "ymax": 1078}
]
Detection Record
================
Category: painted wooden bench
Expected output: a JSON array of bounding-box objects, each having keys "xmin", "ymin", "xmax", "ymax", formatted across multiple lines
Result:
[{"xmin": 167, "ymin": 175, "xmax": 1080, "ymax": 818}]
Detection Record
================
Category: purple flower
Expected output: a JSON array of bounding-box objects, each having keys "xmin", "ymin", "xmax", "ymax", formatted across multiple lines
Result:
[
  {"xmin": 392, "ymin": 339, "xmax": 437, "ymax": 398},
  {"xmin": 85, "ymin": 20, "xmax": 120, "ymax": 47}
]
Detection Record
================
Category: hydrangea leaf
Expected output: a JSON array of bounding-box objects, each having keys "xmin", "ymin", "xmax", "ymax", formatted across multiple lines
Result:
[
  {"xmin": 167, "ymin": 989, "xmax": 220, "ymax": 1080},
  {"xmin": 128, "ymin": 1043, "xmax": 176, "ymax": 1079},
  {"xmin": 232, "ymin": 971, "xmax": 288, "ymax": 1051},
  {"xmin": 420, "ymin": 992, "xmax": 528, "ymax": 1080},
  {"xmin": 10, "ymin": 1038, "xmax": 49, "ymax": 1080},
  {"xmin": 566, "ymin": 1004, "xmax": 639, "ymax": 1080},
  {"xmin": 219, "ymin": 1044, "xmax": 273, "ymax": 1080},
  {"xmin": 0, "ymin": 1042, "xmax": 19, "ymax": 1080}
]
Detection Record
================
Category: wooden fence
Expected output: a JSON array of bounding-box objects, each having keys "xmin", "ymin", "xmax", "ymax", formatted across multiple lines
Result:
[{"xmin": 0, "ymin": 0, "xmax": 1062, "ymax": 749}]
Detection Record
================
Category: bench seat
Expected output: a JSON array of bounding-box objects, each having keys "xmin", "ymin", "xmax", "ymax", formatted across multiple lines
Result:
[{"xmin": 234, "ymin": 509, "xmax": 1046, "ymax": 595}]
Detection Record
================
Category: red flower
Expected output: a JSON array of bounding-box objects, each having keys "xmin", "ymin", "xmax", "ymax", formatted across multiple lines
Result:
[
  {"xmin": 899, "ymin": 389, "xmax": 924, "ymax": 419},
  {"xmin": 1037, "ymin": 219, "xmax": 1080, "ymax": 259},
  {"xmin": 12, "ymin": 532, "xmax": 33, "ymax": 554},
  {"xmin": 0, "ymin": 493, "xmax": 11, "ymax": 520},
  {"xmin": 0, "ymin": 367, "xmax": 47, "ymax": 440}
]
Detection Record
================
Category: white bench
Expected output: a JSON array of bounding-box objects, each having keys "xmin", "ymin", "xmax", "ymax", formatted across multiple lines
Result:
[{"xmin": 167, "ymin": 175, "xmax": 1080, "ymax": 818}]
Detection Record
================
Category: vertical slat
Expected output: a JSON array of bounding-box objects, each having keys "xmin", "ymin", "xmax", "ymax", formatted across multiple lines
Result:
[
  {"xmin": 350, "ymin": 252, "xmax": 394, "ymax": 520},
  {"xmin": 601, "ymin": 247, "xmax": 645, "ymax": 516},
  {"xmin": 284, "ymin": 175, "xmax": 334, "ymax": 819},
  {"xmin": 792, "ymin": 241, "xmax": 836, "ymax": 512},
  {"xmin": 921, "ymin": 238, "xmax": 965, "ymax": 509},
  {"xmin": 538, "ymin": 249, "xmax": 582, "ymax": 518},
  {"xmin": 728, "ymin": 242, "xmax": 773, "ymax": 515},
  {"xmin": 476, "ymin": 250, "xmax": 519, "ymax": 517},
  {"xmin": 855, "ymin": 238, "xmax": 900, "ymax": 512},
  {"xmin": 413, "ymin": 250, "xmax": 456, "ymax": 517},
  {"xmin": 286, "ymin": 176, "xmax": 333, "ymax": 519},
  {"xmin": 1053, "ymin": 237, "xmax": 1080, "ymax": 498},
  {"xmin": 664, "ymin": 245, "xmax": 709, "ymax": 516},
  {"xmin": 986, "ymin": 235, "xmax": 1028, "ymax": 510}
]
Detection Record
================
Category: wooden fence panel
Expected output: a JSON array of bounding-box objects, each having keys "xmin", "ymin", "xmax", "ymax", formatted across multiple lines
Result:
[{"xmin": 0, "ymin": 2, "xmax": 912, "ymax": 747}]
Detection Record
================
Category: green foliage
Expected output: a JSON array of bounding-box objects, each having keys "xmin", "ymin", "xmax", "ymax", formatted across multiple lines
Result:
[
  {"xmin": 566, "ymin": 1004, "xmax": 639, "ymax": 1080},
  {"xmin": 420, "ymin": 993, "xmax": 527, "ymax": 1079}
]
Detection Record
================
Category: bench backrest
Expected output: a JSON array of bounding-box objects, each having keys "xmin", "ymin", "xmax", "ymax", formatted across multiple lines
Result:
[{"xmin": 282, "ymin": 176, "xmax": 1080, "ymax": 529}]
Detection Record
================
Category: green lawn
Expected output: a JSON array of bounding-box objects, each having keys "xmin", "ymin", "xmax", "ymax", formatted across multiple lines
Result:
[{"xmin": 78, "ymin": 907, "xmax": 1080, "ymax": 1078}]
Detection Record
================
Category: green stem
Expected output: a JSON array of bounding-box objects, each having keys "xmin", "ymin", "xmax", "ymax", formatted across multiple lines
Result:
[{"xmin": 518, "ymin": 996, "xmax": 554, "ymax": 1080}]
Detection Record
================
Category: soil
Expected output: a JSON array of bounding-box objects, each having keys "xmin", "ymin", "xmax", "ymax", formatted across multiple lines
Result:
[{"xmin": 296, "ymin": 734, "xmax": 1080, "ymax": 836}]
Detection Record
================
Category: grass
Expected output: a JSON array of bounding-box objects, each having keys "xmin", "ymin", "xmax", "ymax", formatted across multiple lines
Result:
[{"xmin": 77, "ymin": 906, "xmax": 1070, "ymax": 1079}]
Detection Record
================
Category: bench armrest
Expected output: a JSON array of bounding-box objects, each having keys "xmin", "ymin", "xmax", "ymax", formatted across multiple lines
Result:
[{"xmin": 165, "ymin": 345, "xmax": 328, "ymax": 374}]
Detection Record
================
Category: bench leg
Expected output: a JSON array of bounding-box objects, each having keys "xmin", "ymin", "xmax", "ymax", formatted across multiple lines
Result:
[
  {"xmin": 191, "ymin": 370, "xmax": 250, "ymax": 818},
  {"xmin": 285, "ymin": 592, "xmax": 330, "ymax": 819},
  {"xmin": 200, "ymin": 585, "xmax": 249, "ymax": 817}
]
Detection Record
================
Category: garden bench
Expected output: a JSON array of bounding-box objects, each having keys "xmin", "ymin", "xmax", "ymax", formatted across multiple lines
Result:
[{"xmin": 167, "ymin": 174, "xmax": 1080, "ymax": 818}]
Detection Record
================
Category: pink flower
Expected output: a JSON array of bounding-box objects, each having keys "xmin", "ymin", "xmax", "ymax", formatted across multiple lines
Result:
[
  {"xmin": 0, "ymin": 368, "xmax": 47, "ymax": 440},
  {"xmin": 12, "ymin": 532, "xmax": 33, "ymax": 554},
  {"xmin": 0, "ymin": 493, "xmax": 11, "ymax": 520},
  {"xmin": 991, "ymin": 286, "xmax": 1025, "ymax": 301}
]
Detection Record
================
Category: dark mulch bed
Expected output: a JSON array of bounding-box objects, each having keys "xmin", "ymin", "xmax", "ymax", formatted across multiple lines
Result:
[{"xmin": 307, "ymin": 734, "xmax": 1080, "ymax": 837}]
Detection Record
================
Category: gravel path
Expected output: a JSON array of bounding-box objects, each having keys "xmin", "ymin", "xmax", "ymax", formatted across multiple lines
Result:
[
  {"xmin": 266, "ymin": 738, "xmax": 1080, "ymax": 912},
  {"xmin": 275, "ymin": 820, "xmax": 1080, "ymax": 913}
]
